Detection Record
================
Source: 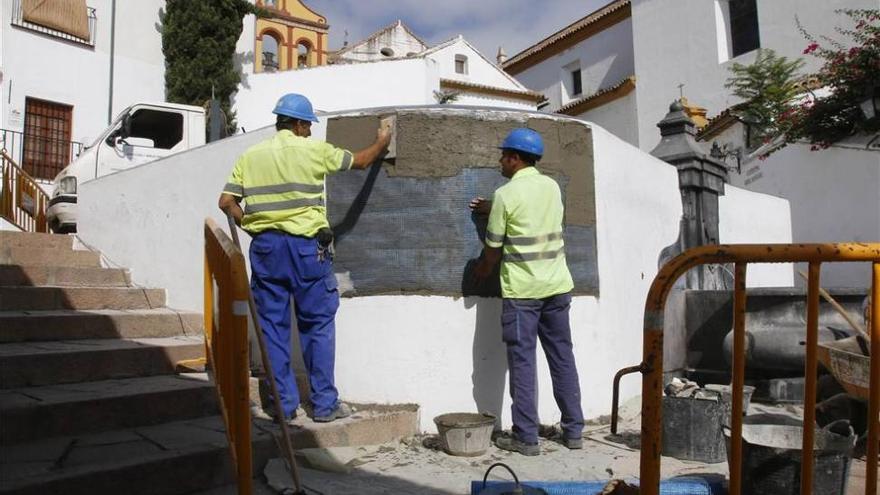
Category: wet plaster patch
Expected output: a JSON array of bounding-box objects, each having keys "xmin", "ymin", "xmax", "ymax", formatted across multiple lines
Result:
[
  {"xmin": 324, "ymin": 110, "xmax": 598, "ymax": 296},
  {"xmin": 527, "ymin": 118, "xmax": 594, "ymax": 227}
]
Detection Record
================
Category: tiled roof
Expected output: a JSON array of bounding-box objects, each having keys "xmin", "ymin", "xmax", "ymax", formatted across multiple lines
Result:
[
  {"xmin": 557, "ymin": 76, "xmax": 635, "ymax": 115},
  {"xmin": 439, "ymin": 79, "xmax": 545, "ymax": 104},
  {"xmin": 503, "ymin": 0, "xmax": 630, "ymax": 74}
]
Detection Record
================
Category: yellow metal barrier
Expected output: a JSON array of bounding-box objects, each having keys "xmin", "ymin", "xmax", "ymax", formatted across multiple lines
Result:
[
  {"xmin": 631, "ymin": 243, "xmax": 880, "ymax": 495},
  {"xmin": 204, "ymin": 217, "xmax": 252, "ymax": 495},
  {"xmin": 1, "ymin": 150, "xmax": 49, "ymax": 233}
]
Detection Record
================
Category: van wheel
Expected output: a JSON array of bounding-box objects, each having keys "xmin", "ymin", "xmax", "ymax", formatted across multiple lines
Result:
[{"xmin": 51, "ymin": 221, "xmax": 75, "ymax": 234}]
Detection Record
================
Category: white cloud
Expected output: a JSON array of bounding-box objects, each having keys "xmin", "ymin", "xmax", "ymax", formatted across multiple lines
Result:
[{"xmin": 304, "ymin": 0, "xmax": 610, "ymax": 60}]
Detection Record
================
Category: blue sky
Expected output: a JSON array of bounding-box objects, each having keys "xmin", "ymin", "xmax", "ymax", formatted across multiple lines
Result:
[{"xmin": 303, "ymin": 0, "xmax": 610, "ymax": 60}]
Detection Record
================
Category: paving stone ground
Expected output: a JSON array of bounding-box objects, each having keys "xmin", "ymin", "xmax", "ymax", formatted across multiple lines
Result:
[{"xmin": 193, "ymin": 399, "xmax": 872, "ymax": 495}]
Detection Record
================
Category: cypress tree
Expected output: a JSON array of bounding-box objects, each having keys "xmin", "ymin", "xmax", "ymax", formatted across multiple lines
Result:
[{"xmin": 162, "ymin": 0, "xmax": 264, "ymax": 135}]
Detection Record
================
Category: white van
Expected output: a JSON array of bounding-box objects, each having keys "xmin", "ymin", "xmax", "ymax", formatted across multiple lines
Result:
[{"xmin": 47, "ymin": 102, "xmax": 206, "ymax": 233}]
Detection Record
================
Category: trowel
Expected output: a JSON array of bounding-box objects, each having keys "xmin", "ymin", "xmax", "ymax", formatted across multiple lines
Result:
[{"xmin": 380, "ymin": 114, "xmax": 397, "ymax": 161}]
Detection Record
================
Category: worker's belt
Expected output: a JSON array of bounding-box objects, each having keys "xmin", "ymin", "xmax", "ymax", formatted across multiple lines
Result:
[{"xmin": 251, "ymin": 227, "xmax": 334, "ymax": 243}]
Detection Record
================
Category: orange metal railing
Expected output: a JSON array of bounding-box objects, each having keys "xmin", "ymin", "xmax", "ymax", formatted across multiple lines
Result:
[
  {"xmin": 203, "ymin": 217, "xmax": 252, "ymax": 495},
  {"xmin": 627, "ymin": 243, "xmax": 879, "ymax": 495},
  {"xmin": 1, "ymin": 150, "xmax": 49, "ymax": 233}
]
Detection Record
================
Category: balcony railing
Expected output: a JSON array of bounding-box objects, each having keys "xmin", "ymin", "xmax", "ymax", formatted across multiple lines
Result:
[
  {"xmin": 11, "ymin": 0, "xmax": 97, "ymax": 47},
  {"xmin": 1, "ymin": 129, "xmax": 84, "ymax": 181}
]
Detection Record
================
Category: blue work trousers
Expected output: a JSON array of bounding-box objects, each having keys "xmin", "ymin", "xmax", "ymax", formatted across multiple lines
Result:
[
  {"xmin": 501, "ymin": 293, "xmax": 584, "ymax": 444},
  {"xmin": 249, "ymin": 230, "xmax": 340, "ymax": 418}
]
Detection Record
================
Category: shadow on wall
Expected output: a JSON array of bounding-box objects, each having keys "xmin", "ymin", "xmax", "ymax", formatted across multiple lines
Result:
[
  {"xmin": 464, "ymin": 296, "xmax": 506, "ymax": 429},
  {"xmin": 461, "ymin": 210, "xmax": 501, "ymax": 297}
]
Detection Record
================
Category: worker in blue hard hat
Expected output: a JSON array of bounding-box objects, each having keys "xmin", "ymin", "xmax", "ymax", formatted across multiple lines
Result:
[
  {"xmin": 219, "ymin": 93, "xmax": 392, "ymax": 424},
  {"xmin": 469, "ymin": 127, "xmax": 585, "ymax": 456}
]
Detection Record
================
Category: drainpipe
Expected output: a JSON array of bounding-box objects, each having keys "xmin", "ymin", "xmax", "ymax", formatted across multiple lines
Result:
[{"xmin": 107, "ymin": 0, "xmax": 116, "ymax": 125}]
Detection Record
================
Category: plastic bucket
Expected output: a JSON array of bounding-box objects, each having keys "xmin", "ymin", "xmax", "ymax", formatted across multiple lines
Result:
[
  {"xmin": 434, "ymin": 413, "xmax": 496, "ymax": 456},
  {"xmin": 724, "ymin": 423, "xmax": 855, "ymax": 495},
  {"xmin": 662, "ymin": 390, "xmax": 726, "ymax": 463}
]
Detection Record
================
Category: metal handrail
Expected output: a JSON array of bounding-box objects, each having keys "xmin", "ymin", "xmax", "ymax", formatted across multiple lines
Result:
[
  {"xmin": 622, "ymin": 243, "xmax": 879, "ymax": 495},
  {"xmin": 0, "ymin": 150, "xmax": 49, "ymax": 233},
  {"xmin": 1, "ymin": 128, "xmax": 84, "ymax": 181},
  {"xmin": 203, "ymin": 218, "xmax": 253, "ymax": 495}
]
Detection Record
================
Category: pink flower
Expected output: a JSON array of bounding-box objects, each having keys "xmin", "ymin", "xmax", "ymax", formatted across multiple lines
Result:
[{"xmin": 803, "ymin": 43, "xmax": 820, "ymax": 54}]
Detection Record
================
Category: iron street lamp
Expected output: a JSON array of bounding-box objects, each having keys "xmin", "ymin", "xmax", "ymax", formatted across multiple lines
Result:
[{"xmin": 859, "ymin": 86, "xmax": 880, "ymax": 120}]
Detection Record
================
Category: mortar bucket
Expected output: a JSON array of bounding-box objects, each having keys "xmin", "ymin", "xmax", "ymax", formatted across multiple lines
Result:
[
  {"xmin": 704, "ymin": 384, "xmax": 755, "ymax": 426},
  {"xmin": 662, "ymin": 390, "xmax": 726, "ymax": 463},
  {"xmin": 434, "ymin": 413, "xmax": 496, "ymax": 457},
  {"xmin": 724, "ymin": 422, "xmax": 855, "ymax": 495}
]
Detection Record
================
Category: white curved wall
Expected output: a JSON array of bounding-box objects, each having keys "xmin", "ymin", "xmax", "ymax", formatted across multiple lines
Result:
[{"xmin": 78, "ymin": 113, "xmax": 794, "ymax": 431}]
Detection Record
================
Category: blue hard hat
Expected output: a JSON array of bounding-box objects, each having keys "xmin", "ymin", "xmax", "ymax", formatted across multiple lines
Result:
[
  {"xmin": 272, "ymin": 93, "xmax": 319, "ymax": 122},
  {"xmin": 499, "ymin": 128, "xmax": 544, "ymax": 157}
]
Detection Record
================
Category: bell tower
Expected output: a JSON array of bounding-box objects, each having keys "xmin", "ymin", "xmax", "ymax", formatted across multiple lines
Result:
[{"xmin": 254, "ymin": 0, "xmax": 329, "ymax": 72}]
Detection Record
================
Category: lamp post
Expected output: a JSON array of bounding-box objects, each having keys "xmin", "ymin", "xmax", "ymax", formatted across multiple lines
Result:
[{"xmin": 859, "ymin": 86, "xmax": 880, "ymax": 120}]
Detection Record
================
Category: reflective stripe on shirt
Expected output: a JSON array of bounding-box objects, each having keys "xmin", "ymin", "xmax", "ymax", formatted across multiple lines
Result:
[
  {"xmin": 243, "ymin": 182, "xmax": 324, "ymax": 197},
  {"xmin": 503, "ymin": 247, "xmax": 565, "ymax": 263},
  {"xmin": 244, "ymin": 197, "xmax": 324, "ymax": 214},
  {"xmin": 504, "ymin": 231, "xmax": 563, "ymax": 246}
]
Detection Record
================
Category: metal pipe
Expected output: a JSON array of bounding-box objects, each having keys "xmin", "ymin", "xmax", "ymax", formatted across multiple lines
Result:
[
  {"xmin": 637, "ymin": 243, "xmax": 880, "ymax": 495},
  {"xmin": 107, "ymin": 0, "xmax": 116, "ymax": 125},
  {"xmin": 801, "ymin": 262, "xmax": 821, "ymax": 495},
  {"xmin": 867, "ymin": 262, "xmax": 879, "ymax": 495},
  {"xmin": 226, "ymin": 216, "xmax": 305, "ymax": 494},
  {"xmin": 729, "ymin": 263, "xmax": 747, "ymax": 495},
  {"xmin": 610, "ymin": 365, "xmax": 644, "ymax": 435},
  {"xmin": 228, "ymin": 254, "xmax": 253, "ymax": 495}
]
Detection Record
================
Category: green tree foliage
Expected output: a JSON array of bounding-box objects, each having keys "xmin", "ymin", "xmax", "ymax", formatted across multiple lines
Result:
[
  {"xmin": 789, "ymin": 9, "xmax": 880, "ymax": 149},
  {"xmin": 725, "ymin": 9, "xmax": 880, "ymax": 154},
  {"xmin": 724, "ymin": 49, "xmax": 805, "ymax": 144},
  {"xmin": 162, "ymin": 0, "xmax": 265, "ymax": 135}
]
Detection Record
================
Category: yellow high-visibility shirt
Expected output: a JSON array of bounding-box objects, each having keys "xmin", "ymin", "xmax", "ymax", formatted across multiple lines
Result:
[
  {"xmin": 485, "ymin": 167, "xmax": 574, "ymax": 299},
  {"xmin": 223, "ymin": 130, "xmax": 353, "ymax": 237}
]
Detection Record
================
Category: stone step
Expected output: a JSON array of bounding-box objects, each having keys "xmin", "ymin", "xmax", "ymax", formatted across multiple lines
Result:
[
  {"xmin": 0, "ymin": 309, "xmax": 203, "ymax": 343},
  {"xmin": 0, "ymin": 231, "xmax": 73, "ymax": 251},
  {"xmin": 0, "ymin": 265, "xmax": 131, "ymax": 287},
  {"xmin": 0, "ymin": 286, "xmax": 165, "ymax": 311},
  {"xmin": 0, "ymin": 374, "xmax": 218, "ymax": 444},
  {"xmin": 0, "ymin": 405, "xmax": 420, "ymax": 495},
  {"xmin": 0, "ymin": 337, "xmax": 206, "ymax": 388},
  {"xmin": 0, "ymin": 246, "xmax": 101, "ymax": 268}
]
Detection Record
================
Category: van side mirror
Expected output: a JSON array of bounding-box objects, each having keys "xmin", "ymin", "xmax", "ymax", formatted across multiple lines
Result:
[
  {"xmin": 104, "ymin": 112, "xmax": 132, "ymax": 146},
  {"xmin": 120, "ymin": 113, "xmax": 132, "ymax": 140}
]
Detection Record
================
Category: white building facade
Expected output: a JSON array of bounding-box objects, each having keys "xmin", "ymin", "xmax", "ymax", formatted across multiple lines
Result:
[
  {"xmin": 234, "ymin": 18, "xmax": 542, "ymax": 132},
  {"xmin": 1, "ymin": 0, "xmax": 167, "ymax": 183},
  {"xmin": 506, "ymin": 0, "xmax": 880, "ymax": 287}
]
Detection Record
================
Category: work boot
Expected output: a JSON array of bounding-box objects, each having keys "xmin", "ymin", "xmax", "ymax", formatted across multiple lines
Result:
[
  {"xmin": 563, "ymin": 436, "xmax": 583, "ymax": 449},
  {"xmin": 494, "ymin": 433, "xmax": 540, "ymax": 456},
  {"xmin": 313, "ymin": 402, "xmax": 352, "ymax": 423},
  {"xmin": 264, "ymin": 406, "xmax": 305, "ymax": 426}
]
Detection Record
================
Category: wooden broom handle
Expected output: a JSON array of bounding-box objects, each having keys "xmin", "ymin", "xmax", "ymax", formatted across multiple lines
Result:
[{"xmin": 797, "ymin": 269, "xmax": 870, "ymax": 341}]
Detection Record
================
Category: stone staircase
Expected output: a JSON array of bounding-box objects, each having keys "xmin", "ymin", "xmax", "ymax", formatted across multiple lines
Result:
[{"xmin": 0, "ymin": 231, "xmax": 419, "ymax": 495}]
